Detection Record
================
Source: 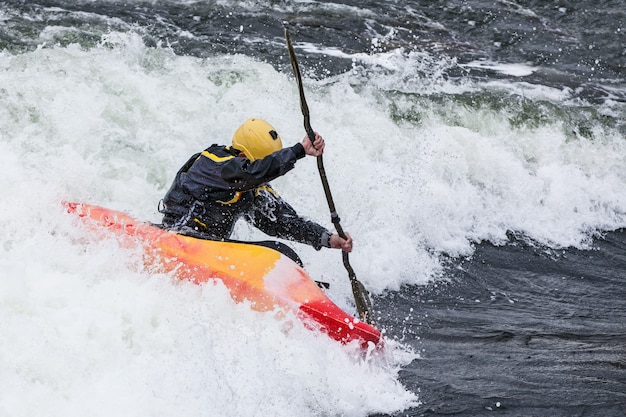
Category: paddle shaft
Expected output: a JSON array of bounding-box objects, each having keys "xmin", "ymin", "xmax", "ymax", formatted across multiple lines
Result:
[{"xmin": 284, "ymin": 27, "xmax": 373, "ymax": 324}]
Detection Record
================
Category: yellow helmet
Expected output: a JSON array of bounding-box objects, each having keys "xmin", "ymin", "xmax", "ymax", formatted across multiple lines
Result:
[{"xmin": 231, "ymin": 118, "xmax": 283, "ymax": 161}]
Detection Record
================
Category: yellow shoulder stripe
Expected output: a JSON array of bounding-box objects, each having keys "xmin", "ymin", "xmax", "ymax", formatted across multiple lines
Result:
[{"xmin": 201, "ymin": 150, "xmax": 235, "ymax": 162}]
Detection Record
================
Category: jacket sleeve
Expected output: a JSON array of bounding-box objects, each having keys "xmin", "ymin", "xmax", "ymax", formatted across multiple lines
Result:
[
  {"xmin": 245, "ymin": 185, "xmax": 331, "ymax": 250},
  {"xmin": 220, "ymin": 143, "xmax": 306, "ymax": 191}
]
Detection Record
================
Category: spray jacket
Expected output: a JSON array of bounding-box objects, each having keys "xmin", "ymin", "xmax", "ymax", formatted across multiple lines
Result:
[{"xmin": 159, "ymin": 143, "xmax": 331, "ymax": 250}]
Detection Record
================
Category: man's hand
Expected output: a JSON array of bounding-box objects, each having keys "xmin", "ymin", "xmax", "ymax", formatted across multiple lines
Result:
[
  {"xmin": 301, "ymin": 132, "xmax": 325, "ymax": 157},
  {"xmin": 329, "ymin": 232, "xmax": 353, "ymax": 253}
]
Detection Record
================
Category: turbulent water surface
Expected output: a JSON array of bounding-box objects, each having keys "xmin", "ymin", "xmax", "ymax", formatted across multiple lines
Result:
[{"xmin": 1, "ymin": 1, "xmax": 625, "ymax": 416}]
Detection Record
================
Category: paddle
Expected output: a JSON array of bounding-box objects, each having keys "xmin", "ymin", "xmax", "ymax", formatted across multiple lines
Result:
[{"xmin": 284, "ymin": 26, "xmax": 374, "ymax": 324}]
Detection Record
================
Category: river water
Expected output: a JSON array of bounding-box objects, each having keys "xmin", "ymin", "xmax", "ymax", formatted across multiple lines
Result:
[{"xmin": 1, "ymin": 1, "xmax": 625, "ymax": 416}]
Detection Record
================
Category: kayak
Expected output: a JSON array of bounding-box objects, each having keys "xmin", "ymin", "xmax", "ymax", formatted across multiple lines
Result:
[{"xmin": 64, "ymin": 202, "xmax": 382, "ymax": 350}]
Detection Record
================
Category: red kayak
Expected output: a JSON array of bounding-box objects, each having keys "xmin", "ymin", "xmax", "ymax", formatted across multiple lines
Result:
[{"xmin": 64, "ymin": 202, "xmax": 382, "ymax": 350}]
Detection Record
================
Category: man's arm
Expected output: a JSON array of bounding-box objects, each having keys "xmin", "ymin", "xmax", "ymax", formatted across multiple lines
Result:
[
  {"xmin": 245, "ymin": 185, "xmax": 331, "ymax": 250},
  {"xmin": 220, "ymin": 144, "xmax": 306, "ymax": 191},
  {"xmin": 220, "ymin": 131, "xmax": 325, "ymax": 191}
]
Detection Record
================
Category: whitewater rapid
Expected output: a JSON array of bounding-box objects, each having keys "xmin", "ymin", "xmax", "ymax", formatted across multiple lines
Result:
[{"xmin": 1, "ymin": 31, "xmax": 625, "ymax": 416}]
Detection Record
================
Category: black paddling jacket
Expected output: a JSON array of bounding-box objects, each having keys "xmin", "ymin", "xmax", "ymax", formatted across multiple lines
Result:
[{"xmin": 159, "ymin": 143, "xmax": 331, "ymax": 250}]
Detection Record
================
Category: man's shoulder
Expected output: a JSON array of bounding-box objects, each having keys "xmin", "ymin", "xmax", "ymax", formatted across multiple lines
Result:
[
  {"xmin": 205, "ymin": 143, "xmax": 229, "ymax": 153},
  {"xmin": 200, "ymin": 144, "xmax": 237, "ymax": 163}
]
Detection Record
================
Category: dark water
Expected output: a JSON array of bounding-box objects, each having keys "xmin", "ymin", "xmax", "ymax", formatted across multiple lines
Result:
[
  {"xmin": 377, "ymin": 231, "xmax": 626, "ymax": 416},
  {"xmin": 3, "ymin": 1, "xmax": 625, "ymax": 416},
  {"xmin": 3, "ymin": 0, "xmax": 626, "ymax": 101}
]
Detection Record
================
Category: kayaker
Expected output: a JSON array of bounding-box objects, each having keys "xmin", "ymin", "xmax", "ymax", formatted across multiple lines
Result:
[{"xmin": 158, "ymin": 118, "xmax": 352, "ymax": 266}]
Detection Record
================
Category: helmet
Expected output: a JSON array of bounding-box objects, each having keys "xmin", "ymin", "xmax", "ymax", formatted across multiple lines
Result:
[{"xmin": 232, "ymin": 118, "xmax": 283, "ymax": 161}]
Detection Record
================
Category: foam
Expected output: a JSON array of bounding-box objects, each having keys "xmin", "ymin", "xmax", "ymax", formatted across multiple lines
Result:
[{"xmin": 0, "ymin": 34, "xmax": 419, "ymax": 417}]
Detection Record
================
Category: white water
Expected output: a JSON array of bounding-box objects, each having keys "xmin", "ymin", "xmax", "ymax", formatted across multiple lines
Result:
[{"xmin": 1, "ymin": 33, "xmax": 626, "ymax": 416}]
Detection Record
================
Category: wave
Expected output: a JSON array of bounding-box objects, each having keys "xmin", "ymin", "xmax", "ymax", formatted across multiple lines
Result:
[{"xmin": 2, "ymin": 33, "xmax": 626, "ymax": 290}]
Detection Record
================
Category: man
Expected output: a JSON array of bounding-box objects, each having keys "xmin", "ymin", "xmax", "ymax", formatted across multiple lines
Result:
[{"xmin": 159, "ymin": 118, "xmax": 352, "ymax": 265}]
